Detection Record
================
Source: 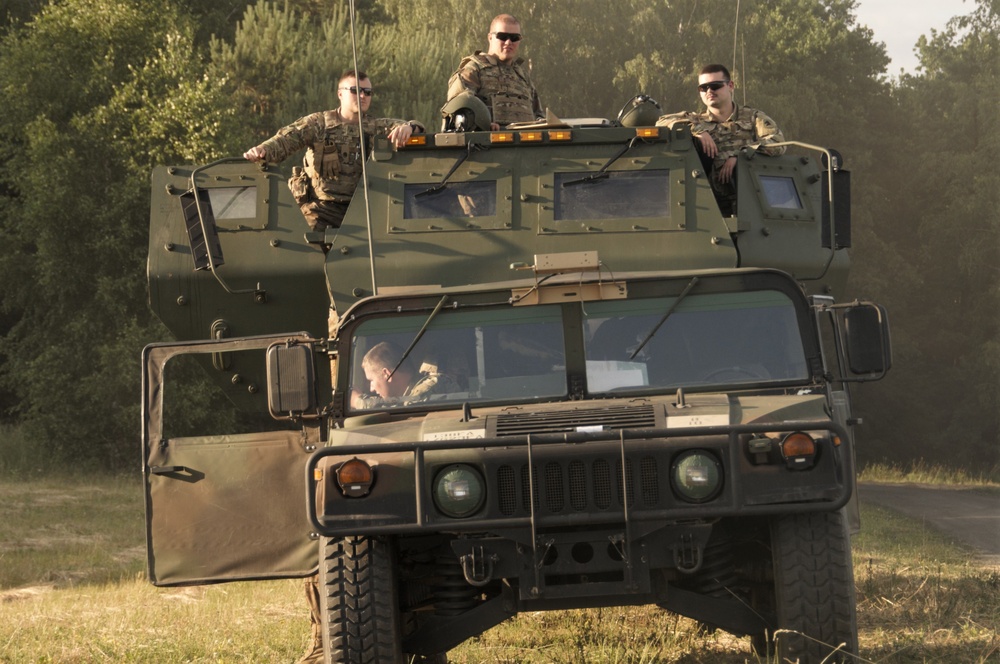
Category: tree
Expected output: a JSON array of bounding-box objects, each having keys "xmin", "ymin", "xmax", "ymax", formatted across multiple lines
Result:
[
  {"xmin": 0, "ymin": 0, "xmax": 241, "ymax": 468},
  {"xmin": 851, "ymin": 0, "xmax": 999, "ymax": 468}
]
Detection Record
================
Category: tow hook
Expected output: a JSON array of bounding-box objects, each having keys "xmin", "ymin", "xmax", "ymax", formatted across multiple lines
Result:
[
  {"xmin": 674, "ymin": 533, "xmax": 703, "ymax": 573},
  {"xmin": 460, "ymin": 546, "xmax": 498, "ymax": 587}
]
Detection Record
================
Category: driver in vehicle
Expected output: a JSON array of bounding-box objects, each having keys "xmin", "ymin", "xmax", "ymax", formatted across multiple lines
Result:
[{"xmin": 351, "ymin": 341, "xmax": 462, "ymax": 409}]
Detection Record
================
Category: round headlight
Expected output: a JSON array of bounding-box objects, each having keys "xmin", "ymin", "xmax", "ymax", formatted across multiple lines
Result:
[
  {"xmin": 433, "ymin": 464, "xmax": 485, "ymax": 518},
  {"xmin": 671, "ymin": 450, "xmax": 723, "ymax": 503}
]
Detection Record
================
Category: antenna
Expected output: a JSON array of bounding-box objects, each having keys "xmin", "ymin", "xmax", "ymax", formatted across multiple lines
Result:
[
  {"xmin": 348, "ymin": 0, "xmax": 379, "ymax": 296},
  {"xmin": 732, "ymin": 0, "xmax": 741, "ymax": 69},
  {"xmin": 732, "ymin": 0, "xmax": 747, "ymax": 106}
]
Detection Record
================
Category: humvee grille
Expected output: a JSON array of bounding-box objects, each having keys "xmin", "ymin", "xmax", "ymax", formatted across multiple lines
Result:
[
  {"xmin": 496, "ymin": 455, "xmax": 660, "ymax": 516},
  {"xmin": 493, "ymin": 405, "xmax": 657, "ymax": 436}
]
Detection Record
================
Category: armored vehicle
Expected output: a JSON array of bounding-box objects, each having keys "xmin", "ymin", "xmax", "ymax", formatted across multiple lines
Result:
[{"xmin": 142, "ymin": 108, "xmax": 890, "ymax": 663}]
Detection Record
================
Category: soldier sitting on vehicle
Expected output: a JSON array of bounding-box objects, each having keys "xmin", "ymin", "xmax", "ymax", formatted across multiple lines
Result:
[
  {"xmin": 243, "ymin": 69, "xmax": 423, "ymax": 231},
  {"xmin": 656, "ymin": 64, "xmax": 785, "ymax": 216},
  {"xmin": 351, "ymin": 341, "xmax": 463, "ymax": 409},
  {"xmin": 445, "ymin": 13, "xmax": 544, "ymax": 130}
]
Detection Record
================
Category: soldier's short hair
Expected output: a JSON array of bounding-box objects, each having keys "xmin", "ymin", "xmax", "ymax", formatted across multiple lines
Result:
[
  {"xmin": 363, "ymin": 341, "xmax": 414, "ymax": 375},
  {"xmin": 339, "ymin": 69, "xmax": 369, "ymax": 85},
  {"xmin": 700, "ymin": 64, "xmax": 732, "ymax": 81},
  {"xmin": 490, "ymin": 13, "xmax": 520, "ymax": 29}
]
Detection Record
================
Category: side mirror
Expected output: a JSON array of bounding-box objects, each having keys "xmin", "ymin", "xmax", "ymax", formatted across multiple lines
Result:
[
  {"xmin": 842, "ymin": 303, "xmax": 892, "ymax": 379},
  {"xmin": 266, "ymin": 342, "xmax": 318, "ymax": 419}
]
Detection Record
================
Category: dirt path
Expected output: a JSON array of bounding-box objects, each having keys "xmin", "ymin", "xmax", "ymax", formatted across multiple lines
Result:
[{"xmin": 858, "ymin": 482, "xmax": 1000, "ymax": 566}]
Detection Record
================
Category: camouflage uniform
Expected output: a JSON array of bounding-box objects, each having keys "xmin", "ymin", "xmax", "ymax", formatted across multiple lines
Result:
[
  {"xmin": 446, "ymin": 51, "xmax": 543, "ymax": 126},
  {"xmin": 657, "ymin": 105, "xmax": 785, "ymax": 212},
  {"xmin": 354, "ymin": 362, "xmax": 465, "ymax": 409},
  {"xmin": 256, "ymin": 110, "xmax": 421, "ymax": 230}
]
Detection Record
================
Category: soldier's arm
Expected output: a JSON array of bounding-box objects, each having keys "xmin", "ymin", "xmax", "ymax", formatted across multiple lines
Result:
[
  {"xmin": 531, "ymin": 88, "xmax": 544, "ymax": 121},
  {"xmin": 446, "ymin": 64, "xmax": 481, "ymax": 102},
  {"xmin": 753, "ymin": 110, "xmax": 786, "ymax": 156},
  {"xmin": 253, "ymin": 113, "xmax": 325, "ymax": 163}
]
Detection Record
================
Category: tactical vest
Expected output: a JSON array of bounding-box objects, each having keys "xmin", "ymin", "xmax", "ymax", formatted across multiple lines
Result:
[
  {"xmin": 301, "ymin": 111, "xmax": 387, "ymax": 202},
  {"xmin": 460, "ymin": 52, "xmax": 537, "ymax": 126}
]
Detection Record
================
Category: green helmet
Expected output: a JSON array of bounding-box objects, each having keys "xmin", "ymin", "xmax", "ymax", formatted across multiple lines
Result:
[
  {"xmin": 440, "ymin": 91, "xmax": 492, "ymax": 132},
  {"xmin": 616, "ymin": 94, "xmax": 662, "ymax": 128}
]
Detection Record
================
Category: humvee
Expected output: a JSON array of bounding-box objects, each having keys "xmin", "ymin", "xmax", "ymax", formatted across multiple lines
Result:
[{"xmin": 142, "ymin": 107, "xmax": 891, "ymax": 663}]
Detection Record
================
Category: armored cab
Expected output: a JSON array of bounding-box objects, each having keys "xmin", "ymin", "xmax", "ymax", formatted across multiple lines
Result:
[{"xmin": 143, "ymin": 117, "xmax": 888, "ymax": 663}]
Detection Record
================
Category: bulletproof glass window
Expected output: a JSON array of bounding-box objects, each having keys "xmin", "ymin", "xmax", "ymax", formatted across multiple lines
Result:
[
  {"xmin": 583, "ymin": 290, "xmax": 809, "ymax": 393},
  {"xmin": 349, "ymin": 305, "xmax": 566, "ymax": 411},
  {"xmin": 758, "ymin": 175, "xmax": 802, "ymax": 210},
  {"xmin": 403, "ymin": 181, "xmax": 497, "ymax": 218},
  {"xmin": 554, "ymin": 170, "xmax": 670, "ymax": 220},
  {"xmin": 207, "ymin": 186, "xmax": 257, "ymax": 219}
]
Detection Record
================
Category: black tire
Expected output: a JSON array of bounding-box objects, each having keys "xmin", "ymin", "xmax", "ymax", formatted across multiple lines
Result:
[
  {"xmin": 320, "ymin": 536, "xmax": 404, "ymax": 664},
  {"xmin": 766, "ymin": 510, "xmax": 859, "ymax": 662}
]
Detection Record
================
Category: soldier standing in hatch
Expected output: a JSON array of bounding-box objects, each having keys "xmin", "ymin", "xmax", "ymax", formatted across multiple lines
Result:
[
  {"xmin": 446, "ymin": 14, "xmax": 544, "ymax": 130},
  {"xmin": 656, "ymin": 64, "xmax": 785, "ymax": 215},
  {"xmin": 244, "ymin": 69, "xmax": 423, "ymax": 231}
]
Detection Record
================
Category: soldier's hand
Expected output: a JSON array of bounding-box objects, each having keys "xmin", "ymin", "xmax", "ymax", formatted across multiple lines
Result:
[
  {"xmin": 717, "ymin": 156, "xmax": 737, "ymax": 184},
  {"xmin": 697, "ymin": 132, "xmax": 718, "ymax": 158},
  {"xmin": 243, "ymin": 146, "xmax": 266, "ymax": 162},
  {"xmin": 387, "ymin": 123, "xmax": 414, "ymax": 148}
]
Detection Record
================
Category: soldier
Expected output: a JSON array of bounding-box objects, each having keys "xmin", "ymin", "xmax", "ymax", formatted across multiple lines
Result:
[
  {"xmin": 244, "ymin": 69, "xmax": 424, "ymax": 231},
  {"xmin": 656, "ymin": 64, "xmax": 785, "ymax": 215},
  {"xmin": 445, "ymin": 14, "xmax": 544, "ymax": 130},
  {"xmin": 351, "ymin": 341, "xmax": 463, "ymax": 409}
]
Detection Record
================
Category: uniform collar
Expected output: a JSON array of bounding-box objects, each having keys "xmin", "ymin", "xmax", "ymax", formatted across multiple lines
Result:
[{"xmin": 475, "ymin": 50, "xmax": 524, "ymax": 67}]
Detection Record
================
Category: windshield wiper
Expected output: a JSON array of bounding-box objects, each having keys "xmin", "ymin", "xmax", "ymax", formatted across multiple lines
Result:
[
  {"xmin": 629, "ymin": 277, "xmax": 699, "ymax": 360},
  {"xmin": 562, "ymin": 137, "xmax": 641, "ymax": 187},
  {"xmin": 415, "ymin": 142, "xmax": 485, "ymax": 198},
  {"xmin": 387, "ymin": 295, "xmax": 450, "ymax": 380}
]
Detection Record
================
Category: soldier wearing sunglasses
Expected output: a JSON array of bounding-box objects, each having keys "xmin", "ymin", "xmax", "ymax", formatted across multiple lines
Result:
[
  {"xmin": 244, "ymin": 69, "xmax": 424, "ymax": 232},
  {"xmin": 445, "ymin": 14, "xmax": 544, "ymax": 130},
  {"xmin": 657, "ymin": 64, "xmax": 784, "ymax": 216}
]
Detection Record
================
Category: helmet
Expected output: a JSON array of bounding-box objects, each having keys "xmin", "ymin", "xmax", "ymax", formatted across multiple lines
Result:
[
  {"xmin": 616, "ymin": 94, "xmax": 662, "ymax": 128},
  {"xmin": 440, "ymin": 91, "xmax": 492, "ymax": 132}
]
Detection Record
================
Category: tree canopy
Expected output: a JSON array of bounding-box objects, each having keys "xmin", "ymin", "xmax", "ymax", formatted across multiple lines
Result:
[{"xmin": 0, "ymin": 0, "xmax": 996, "ymax": 473}]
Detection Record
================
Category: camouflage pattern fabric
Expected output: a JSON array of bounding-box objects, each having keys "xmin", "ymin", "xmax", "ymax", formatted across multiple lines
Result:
[
  {"xmin": 446, "ymin": 51, "xmax": 543, "ymax": 126},
  {"xmin": 656, "ymin": 105, "xmax": 785, "ymax": 173},
  {"xmin": 354, "ymin": 367, "xmax": 464, "ymax": 409},
  {"xmin": 258, "ymin": 110, "xmax": 420, "ymax": 230}
]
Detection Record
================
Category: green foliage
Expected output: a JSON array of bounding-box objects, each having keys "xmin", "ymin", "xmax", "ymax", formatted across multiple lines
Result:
[
  {"xmin": 852, "ymin": 0, "xmax": 1000, "ymax": 468},
  {"xmin": 212, "ymin": 1, "xmax": 455, "ymax": 142},
  {"xmin": 0, "ymin": 0, "xmax": 243, "ymax": 470}
]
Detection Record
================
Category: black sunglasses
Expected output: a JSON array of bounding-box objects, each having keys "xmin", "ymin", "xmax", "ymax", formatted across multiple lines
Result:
[
  {"xmin": 698, "ymin": 80, "xmax": 729, "ymax": 93},
  {"xmin": 492, "ymin": 31, "xmax": 522, "ymax": 42},
  {"xmin": 340, "ymin": 86, "xmax": 374, "ymax": 96}
]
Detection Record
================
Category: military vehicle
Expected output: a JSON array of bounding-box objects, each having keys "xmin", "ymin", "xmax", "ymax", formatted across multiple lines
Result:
[{"xmin": 142, "ymin": 101, "xmax": 891, "ymax": 663}]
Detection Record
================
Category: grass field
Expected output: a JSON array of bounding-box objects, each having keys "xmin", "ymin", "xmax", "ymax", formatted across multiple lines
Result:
[{"xmin": 0, "ymin": 474, "xmax": 997, "ymax": 663}]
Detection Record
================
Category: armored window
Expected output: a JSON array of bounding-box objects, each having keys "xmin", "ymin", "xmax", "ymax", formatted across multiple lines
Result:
[
  {"xmin": 207, "ymin": 186, "xmax": 257, "ymax": 219},
  {"xmin": 583, "ymin": 290, "xmax": 809, "ymax": 393},
  {"xmin": 349, "ymin": 305, "xmax": 566, "ymax": 411},
  {"xmin": 402, "ymin": 181, "xmax": 497, "ymax": 219},
  {"xmin": 554, "ymin": 170, "xmax": 670, "ymax": 220},
  {"xmin": 758, "ymin": 176, "xmax": 802, "ymax": 210}
]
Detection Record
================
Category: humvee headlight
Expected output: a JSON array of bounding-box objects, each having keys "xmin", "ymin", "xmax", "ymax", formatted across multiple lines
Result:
[
  {"xmin": 780, "ymin": 432, "xmax": 817, "ymax": 469},
  {"xmin": 433, "ymin": 465, "xmax": 485, "ymax": 518},
  {"xmin": 671, "ymin": 450, "xmax": 722, "ymax": 503},
  {"xmin": 336, "ymin": 458, "xmax": 373, "ymax": 498}
]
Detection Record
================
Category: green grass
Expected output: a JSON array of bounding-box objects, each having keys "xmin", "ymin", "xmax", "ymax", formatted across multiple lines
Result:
[
  {"xmin": 859, "ymin": 459, "xmax": 1000, "ymax": 487},
  {"xmin": 0, "ymin": 475, "xmax": 997, "ymax": 663}
]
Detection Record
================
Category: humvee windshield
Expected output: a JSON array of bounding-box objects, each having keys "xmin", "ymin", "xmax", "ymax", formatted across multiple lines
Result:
[{"xmin": 347, "ymin": 288, "xmax": 810, "ymax": 412}]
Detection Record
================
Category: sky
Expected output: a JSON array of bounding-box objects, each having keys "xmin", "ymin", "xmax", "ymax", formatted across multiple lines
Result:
[{"xmin": 851, "ymin": 0, "xmax": 971, "ymax": 76}]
